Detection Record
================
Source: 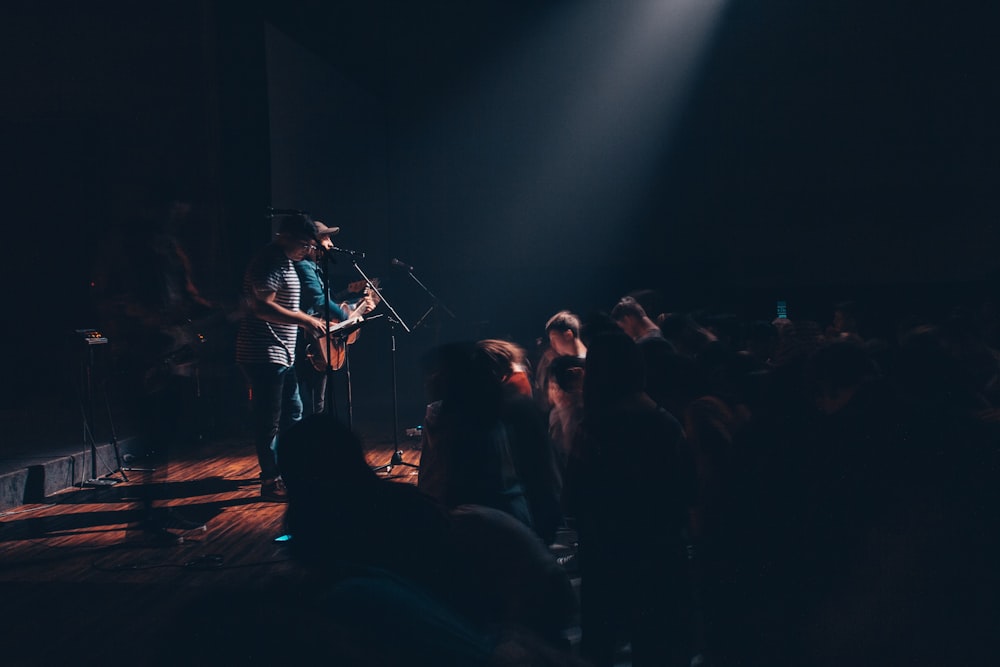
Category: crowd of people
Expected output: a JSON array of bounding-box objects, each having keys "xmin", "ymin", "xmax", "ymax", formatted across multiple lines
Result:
[
  {"xmin": 271, "ymin": 283, "xmax": 1000, "ymax": 666},
  {"xmin": 95, "ymin": 208, "xmax": 999, "ymax": 664}
]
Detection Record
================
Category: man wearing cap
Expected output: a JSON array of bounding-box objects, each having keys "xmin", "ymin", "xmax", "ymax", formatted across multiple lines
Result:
[
  {"xmin": 236, "ymin": 214, "xmax": 328, "ymax": 501},
  {"xmin": 293, "ymin": 220, "xmax": 376, "ymax": 417}
]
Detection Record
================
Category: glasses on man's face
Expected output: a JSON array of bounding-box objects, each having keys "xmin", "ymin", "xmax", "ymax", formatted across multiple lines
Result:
[{"xmin": 298, "ymin": 242, "xmax": 317, "ymax": 251}]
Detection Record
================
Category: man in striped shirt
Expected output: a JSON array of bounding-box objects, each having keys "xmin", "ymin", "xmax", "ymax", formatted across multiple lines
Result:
[{"xmin": 236, "ymin": 214, "xmax": 328, "ymax": 501}]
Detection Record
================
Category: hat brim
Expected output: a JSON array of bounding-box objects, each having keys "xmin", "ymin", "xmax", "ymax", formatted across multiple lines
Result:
[{"xmin": 314, "ymin": 221, "xmax": 340, "ymax": 236}]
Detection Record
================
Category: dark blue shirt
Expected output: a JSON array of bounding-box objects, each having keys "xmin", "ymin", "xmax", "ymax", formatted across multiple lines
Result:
[{"xmin": 295, "ymin": 258, "xmax": 349, "ymax": 322}]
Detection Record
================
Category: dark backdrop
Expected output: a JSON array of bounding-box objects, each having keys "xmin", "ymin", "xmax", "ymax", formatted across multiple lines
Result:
[{"xmin": 4, "ymin": 0, "xmax": 999, "ymax": 433}]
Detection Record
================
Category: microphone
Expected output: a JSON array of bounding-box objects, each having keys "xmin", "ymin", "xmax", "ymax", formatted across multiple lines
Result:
[
  {"xmin": 329, "ymin": 246, "xmax": 366, "ymax": 259},
  {"xmin": 391, "ymin": 258, "xmax": 414, "ymax": 272},
  {"xmin": 266, "ymin": 207, "xmax": 304, "ymax": 216}
]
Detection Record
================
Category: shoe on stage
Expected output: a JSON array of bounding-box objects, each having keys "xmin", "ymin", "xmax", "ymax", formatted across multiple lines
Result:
[{"xmin": 260, "ymin": 476, "xmax": 288, "ymax": 502}]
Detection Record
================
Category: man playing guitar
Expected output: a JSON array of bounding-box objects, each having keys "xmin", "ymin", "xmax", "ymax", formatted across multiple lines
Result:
[{"xmin": 295, "ymin": 221, "xmax": 378, "ymax": 417}]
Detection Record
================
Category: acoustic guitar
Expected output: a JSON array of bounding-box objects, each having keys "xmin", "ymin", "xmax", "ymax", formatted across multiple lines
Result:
[{"xmin": 304, "ymin": 279, "xmax": 381, "ymax": 371}]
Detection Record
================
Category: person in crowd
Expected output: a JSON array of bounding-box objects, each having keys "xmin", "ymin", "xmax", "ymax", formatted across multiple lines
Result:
[
  {"xmin": 563, "ymin": 330, "xmax": 696, "ymax": 666},
  {"xmin": 416, "ymin": 342, "xmax": 534, "ymax": 531},
  {"xmin": 477, "ymin": 338, "xmax": 564, "ymax": 545},
  {"xmin": 739, "ymin": 319, "xmax": 779, "ymax": 371},
  {"xmin": 476, "ymin": 338, "xmax": 534, "ymax": 399},
  {"xmin": 699, "ymin": 311, "xmax": 740, "ymax": 351},
  {"xmin": 535, "ymin": 310, "xmax": 588, "ymax": 409},
  {"xmin": 748, "ymin": 316, "xmax": 827, "ymax": 428},
  {"xmin": 235, "ymin": 213, "xmax": 327, "ymax": 501},
  {"xmin": 546, "ymin": 310, "xmax": 588, "ymax": 359},
  {"xmin": 611, "ymin": 296, "xmax": 699, "ymax": 416},
  {"xmin": 546, "ymin": 354, "xmax": 586, "ymax": 475},
  {"xmin": 624, "ymin": 288, "xmax": 667, "ymax": 324},
  {"xmin": 657, "ymin": 311, "xmax": 719, "ymax": 358},
  {"xmin": 277, "ymin": 413, "xmax": 582, "ymax": 666},
  {"xmin": 611, "ymin": 296, "xmax": 668, "ymax": 345},
  {"xmin": 775, "ymin": 318, "xmax": 825, "ymax": 367},
  {"xmin": 826, "ymin": 299, "xmax": 865, "ymax": 343}
]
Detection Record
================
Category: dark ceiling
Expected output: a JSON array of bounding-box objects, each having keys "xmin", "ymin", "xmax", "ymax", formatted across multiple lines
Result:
[{"xmin": 260, "ymin": 0, "xmax": 562, "ymax": 104}]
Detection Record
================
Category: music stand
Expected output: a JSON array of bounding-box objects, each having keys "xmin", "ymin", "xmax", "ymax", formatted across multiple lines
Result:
[{"xmin": 75, "ymin": 329, "xmax": 150, "ymax": 488}]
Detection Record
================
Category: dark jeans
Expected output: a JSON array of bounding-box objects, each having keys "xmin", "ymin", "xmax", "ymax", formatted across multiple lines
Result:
[
  {"xmin": 296, "ymin": 360, "xmax": 330, "ymax": 417},
  {"xmin": 239, "ymin": 362, "xmax": 302, "ymax": 480}
]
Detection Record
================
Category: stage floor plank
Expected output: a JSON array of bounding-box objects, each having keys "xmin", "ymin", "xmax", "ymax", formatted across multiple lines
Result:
[{"xmin": 0, "ymin": 433, "xmax": 421, "ymax": 666}]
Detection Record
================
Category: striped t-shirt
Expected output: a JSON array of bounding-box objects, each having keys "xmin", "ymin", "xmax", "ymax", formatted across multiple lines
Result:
[{"xmin": 235, "ymin": 245, "xmax": 301, "ymax": 366}]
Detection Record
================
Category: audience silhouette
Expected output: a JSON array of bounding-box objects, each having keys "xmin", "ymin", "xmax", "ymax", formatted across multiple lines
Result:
[
  {"xmin": 416, "ymin": 341, "xmax": 535, "ymax": 532},
  {"xmin": 218, "ymin": 288, "xmax": 1000, "ymax": 667},
  {"xmin": 277, "ymin": 412, "xmax": 582, "ymax": 666},
  {"xmin": 564, "ymin": 330, "xmax": 696, "ymax": 666}
]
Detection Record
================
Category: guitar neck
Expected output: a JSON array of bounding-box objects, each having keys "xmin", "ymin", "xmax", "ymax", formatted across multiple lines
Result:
[{"xmin": 334, "ymin": 278, "xmax": 381, "ymax": 305}]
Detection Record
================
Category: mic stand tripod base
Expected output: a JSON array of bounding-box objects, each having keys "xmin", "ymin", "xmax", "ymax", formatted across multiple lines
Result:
[
  {"xmin": 374, "ymin": 449, "xmax": 419, "ymax": 476},
  {"xmin": 121, "ymin": 451, "xmax": 155, "ymax": 474}
]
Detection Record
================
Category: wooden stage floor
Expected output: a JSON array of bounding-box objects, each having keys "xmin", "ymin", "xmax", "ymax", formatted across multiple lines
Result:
[{"xmin": 0, "ymin": 431, "xmax": 424, "ymax": 666}]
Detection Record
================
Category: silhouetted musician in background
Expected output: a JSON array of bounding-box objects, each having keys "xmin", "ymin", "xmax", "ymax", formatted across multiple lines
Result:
[
  {"xmin": 93, "ymin": 193, "xmax": 218, "ymax": 452},
  {"xmin": 91, "ymin": 190, "xmax": 218, "ymax": 540}
]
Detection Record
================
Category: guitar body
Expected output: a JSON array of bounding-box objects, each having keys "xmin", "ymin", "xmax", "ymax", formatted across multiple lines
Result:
[
  {"xmin": 305, "ymin": 332, "xmax": 347, "ymax": 372},
  {"xmin": 303, "ymin": 315, "xmax": 375, "ymax": 372},
  {"xmin": 303, "ymin": 279, "xmax": 381, "ymax": 372}
]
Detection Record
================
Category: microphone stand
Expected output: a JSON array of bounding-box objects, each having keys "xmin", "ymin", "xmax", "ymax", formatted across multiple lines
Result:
[
  {"xmin": 320, "ymin": 250, "xmax": 342, "ymax": 420},
  {"xmin": 343, "ymin": 258, "xmax": 417, "ymax": 476},
  {"xmin": 407, "ymin": 266, "xmax": 456, "ymax": 347}
]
